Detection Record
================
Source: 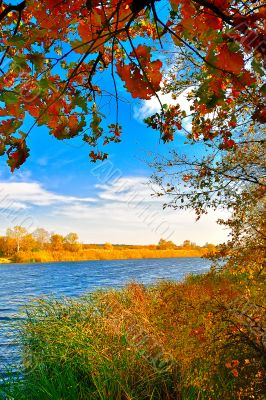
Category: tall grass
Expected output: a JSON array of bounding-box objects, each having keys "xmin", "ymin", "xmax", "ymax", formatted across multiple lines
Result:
[
  {"xmin": 12, "ymin": 247, "xmax": 208, "ymax": 264},
  {"xmin": 1, "ymin": 271, "xmax": 265, "ymax": 399}
]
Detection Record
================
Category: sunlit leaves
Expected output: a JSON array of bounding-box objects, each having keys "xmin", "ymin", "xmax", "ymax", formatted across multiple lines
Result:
[
  {"xmin": 116, "ymin": 45, "xmax": 162, "ymax": 99},
  {"xmin": 215, "ymin": 44, "xmax": 244, "ymax": 74},
  {"xmin": 6, "ymin": 136, "xmax": 29, "ymax": 173},
  {"xmin": 145, "ymin": 104, "xmax": 183, "ymax": 142},
  {"xmin": 0, "ymin": 0, "xmax": 265, "ymax": 172}
]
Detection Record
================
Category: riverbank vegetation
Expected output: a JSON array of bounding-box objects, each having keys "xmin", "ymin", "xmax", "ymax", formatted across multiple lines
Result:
[
  {"xmin": 0, "ymin": 229, "xmax": 212, "ymax": 263},
  {"xmin": 1, "ymin": 267, "xmax": 265, "ymax": 400}
]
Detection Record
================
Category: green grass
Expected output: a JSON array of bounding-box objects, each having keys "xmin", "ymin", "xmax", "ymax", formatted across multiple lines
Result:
[{"xmin": 1, "ymin": 271, "xmax": 265, "ymax": 400}]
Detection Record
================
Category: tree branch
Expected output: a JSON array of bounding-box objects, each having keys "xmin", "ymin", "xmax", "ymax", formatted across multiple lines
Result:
[{"xmin": 0, "ymin": 1, "xmax": 26, "ymax": 22}]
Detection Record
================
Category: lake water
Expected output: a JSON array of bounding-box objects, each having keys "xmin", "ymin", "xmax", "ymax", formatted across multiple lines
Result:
[{"xmin": 0, "ymin": 257, "xmax": 210, "ymax": 369}]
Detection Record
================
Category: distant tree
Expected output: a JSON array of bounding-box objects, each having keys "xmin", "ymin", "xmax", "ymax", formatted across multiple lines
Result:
[
  {"xmin": 182, "ymin": 240, "xmax": 192, "ymax": 248},
  {"xmin": 6, "ymin": 226, "xmax": 28, "ymax": 252},
  {"xmin": 204, "ymin": 243, "xmax": 216, "ymax": 253},
  {"xmin": 0, "ymin": 237, "xmax": 4, "ymax": 257},
  {"xmin": 0, "ymin": 236, "xmax": 16, "ymax": 256},
  {"xmin": 64, "ymin": 232, "xmax": 79, "ymax": 245},
  {"xmin": 103, "ymin": 243, "xmax": 113, "ymax": 250},
  {"xmin": 157, "ymin": 239, "xmax": 177, "ymax": 250},
  {"xmin": 21, "ymin": 234, "xmax": 36, "ymax": 252},
  {"xmin": 50, "ymin": 234, "xmax": 64, "ymax": 252},
  {"xmin": 64, "ymin": 232, "xmax": 80, "ymax": 252},
  {"xmin": 33, "ymin": 228, "xmax": 50, "ymax": 249}
]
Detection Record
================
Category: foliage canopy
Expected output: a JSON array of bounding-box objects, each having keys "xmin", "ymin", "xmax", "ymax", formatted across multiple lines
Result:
[{"xmin": 0, "ymin": 0, "xmax": 265, "ymax": 170}]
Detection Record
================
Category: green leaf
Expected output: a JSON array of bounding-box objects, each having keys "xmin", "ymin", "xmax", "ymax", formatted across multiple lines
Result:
[
  {"xmin": 70, "ymin": 40, "xmax": 90, "ymax": 54},
  {"xmin": 39, "ymin": 78, "xmax": 52, "ymax": 90},
  {"xmin": 37, "ymin": 113, "xmax": 49, "ymax": 126},
  {"xmin": 7, "ymin": 35, "xmax": 26, "ymax": 49},
  {"xmin": 0, "ymin": 92, "xmax": 18, "ymax": 105},
  {"xmin": 29, "ymin": 53, "xmax": 45, "ymax": 71},
  {"xmin": 13, "ymin": 55, "xmax": 27, "ymax": 69},
  {"xmin": 72, "ymin": 95, "xmax": 88, "ymax": 113},
  {"xmin": 251, "ymin": 58, "xmax": 264, "ymax": 76},
  {"xmin": 228, "ymin": 41, "xmax": 240, "ymax": 53},
  {"xmin": 205, "ymin": 94, "xmax": 221, "ymax": 109}
]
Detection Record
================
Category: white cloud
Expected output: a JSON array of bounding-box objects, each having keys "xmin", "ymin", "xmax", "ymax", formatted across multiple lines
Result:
[
  {"xmin": 0, "ymin": 177, "xmax": 229, "ymax": 245},
  {"xmin": 96, "ymin": 177, "xmax": 160, "ymax": 203},
  {"xmin": 54, "ymin": 177, "xmax": 229, "ymax": 245},
  {"xmin": 0, "ymin": 181, "xmax": 96, "ymax": 208},
  {"xmin": 134, "ymin": 88, "xmax": 193, "ymax": 125}
]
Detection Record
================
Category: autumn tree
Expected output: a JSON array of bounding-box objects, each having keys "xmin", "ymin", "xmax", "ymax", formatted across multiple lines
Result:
[
  {"xmin": 213, "ymin": 190, "xmax": 266, "ymax": 278},
  {"xmin": 64, "ymin": 232, "xmax": 79, "ymax": 244},
  {"xmin": 157, "ymin": 238, "xmax": 177, "ymax": 250},
  {"xmin": 21, "ymin": 233, "xmax": 36, "ymax": 252},
  {"xmin": 33, "ymin": 228, "xmax": 50, "ymax": 250},
  {"xmin": 50, "ymin": 234, "xmax": 64, "ymax": 252},
  {"xmin": 0, "ymin": 235, "xmax": 16, "ymax": 256},
  {"xmin": 147, "ymin": 51, "xmax": 265, "ymax": 365},
  {"xmin": 182, "ymin": 240, "xmax": 191, "ymax": 248},
  {"xmin": 203, "ymin": 243, "xmax": 216, "ymax": 253},
  {"xmin": 149, "ymin": 119, "xmax": 265, "ymax": 271},
  {"xmin": 0, "ymin": 0, "xmax": 265, "ymax": 170},
  {"xmin": 64, "ymin": 232, "xmax": 81, "ymax": 252},
  {"xmin": 6, "ymin": 225, "xmax": 28, "ymax": 252}
]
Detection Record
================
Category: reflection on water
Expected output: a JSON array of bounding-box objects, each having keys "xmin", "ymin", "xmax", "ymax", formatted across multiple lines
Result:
[{"xmin": 0, "ymin": 257, "xmax": 210, "ymax": 367}]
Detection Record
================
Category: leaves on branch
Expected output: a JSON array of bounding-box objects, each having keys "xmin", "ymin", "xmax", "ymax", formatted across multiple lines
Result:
[{"xmin": 0, "ymin": 0, "xmax": 264, "ymax": 171}]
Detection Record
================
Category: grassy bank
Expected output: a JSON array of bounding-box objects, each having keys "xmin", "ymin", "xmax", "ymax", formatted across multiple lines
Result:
[
  {"xmin": 10, "ymin": 248, "xmax": 208, "ymax": 264},
  {"xmin": 0, "ymin": 257, "xmax": 11, "ymax": 264},
  {"xmin": 1, "ymin": 270, "xmax": 265, "ymax": 399}
]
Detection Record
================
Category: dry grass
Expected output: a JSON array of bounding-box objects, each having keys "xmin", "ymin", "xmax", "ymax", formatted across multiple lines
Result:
[
  {"xmin": 12, "ymin": 248, "xmax": 208, "ymax": 263},
  {"xmin": 1, "ymin": 270, "xmax": 265, "ymax": 399}
]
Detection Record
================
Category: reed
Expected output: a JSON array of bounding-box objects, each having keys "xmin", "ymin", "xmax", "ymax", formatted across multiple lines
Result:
[{"xmin": 1, "ymin": 271, "xmax": 265, "ymax": 399}]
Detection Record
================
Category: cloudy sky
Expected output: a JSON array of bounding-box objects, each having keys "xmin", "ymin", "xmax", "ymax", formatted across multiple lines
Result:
[{"xmin": 0, "ymin": 71, "xmax": 229, "ymax": 245}]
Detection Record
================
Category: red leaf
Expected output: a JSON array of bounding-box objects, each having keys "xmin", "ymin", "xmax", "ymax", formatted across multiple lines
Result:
[
  {"xmin": 116, "ymin": 45, "xmax": 162, "ymax": 99},
  {"xmin": 215, "ymin": 44, "xmax": 244, "ymax": 74}
]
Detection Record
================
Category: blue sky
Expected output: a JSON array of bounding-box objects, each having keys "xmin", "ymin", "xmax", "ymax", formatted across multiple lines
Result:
[
  {"xmin": 0, "ymin": 80, "xmax": 229, "ymax": 245},
  {"xmin": 0, "ymin": 17, "xmax": 229, "ymax": 245}
]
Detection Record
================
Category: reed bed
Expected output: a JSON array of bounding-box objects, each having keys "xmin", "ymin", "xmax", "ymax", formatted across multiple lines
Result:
[{"xmin": 1, "ymin": 271, "xmax": 265, "ymax": 399}]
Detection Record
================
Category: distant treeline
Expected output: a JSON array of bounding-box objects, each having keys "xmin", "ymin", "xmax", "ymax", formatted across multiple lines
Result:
[{"xmin": 0, "ymin": 226, "xmax": 216, "ymax": 263}]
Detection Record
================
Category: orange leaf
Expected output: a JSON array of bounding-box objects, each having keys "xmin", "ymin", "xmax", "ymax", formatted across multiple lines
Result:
[
  {"xmin": 116, "ymin": 45, "xmax": 162, "ymax": 99},
  {"xmin": 215, "ymin": 44, "xmax": 244, "ymax": 74}
]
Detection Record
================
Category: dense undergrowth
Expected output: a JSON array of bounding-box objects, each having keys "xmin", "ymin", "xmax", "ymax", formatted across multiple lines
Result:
[{"xmin": 1, "ymin": 268, "xmax": 265, "ymax": 400}]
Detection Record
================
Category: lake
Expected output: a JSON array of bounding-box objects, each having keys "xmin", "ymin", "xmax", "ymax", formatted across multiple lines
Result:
[{"xmin": 0, "ymin": 257, "xmax": 210, "ymax": 369}]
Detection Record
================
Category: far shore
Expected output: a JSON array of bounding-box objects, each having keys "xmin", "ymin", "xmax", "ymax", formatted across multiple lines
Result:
[
  {"xmin": 0, "ymin": 258, "xmax": 12, "ymax": 264},
  {"xmin": 0, "ymin": 248, "xmax": 210, "ymax": 265}
]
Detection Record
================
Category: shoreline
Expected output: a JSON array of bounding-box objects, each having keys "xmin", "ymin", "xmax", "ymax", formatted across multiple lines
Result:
[
  {"xmin": 0, "ymin": 250, "xmax": 208, "ymax": 265},
  {"xmin": 3, "ymin": 272, "xmax": 263, "ymax": 400},
  {"xmin": 0, "ymin": 258, "xmax": 12, "ymax": 264}
]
